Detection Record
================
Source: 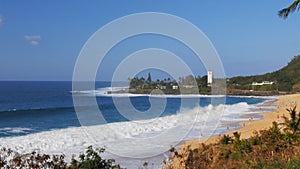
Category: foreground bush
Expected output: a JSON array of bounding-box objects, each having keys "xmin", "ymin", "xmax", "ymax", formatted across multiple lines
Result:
[
  {"xmin": 166, "ymin": 106, "xmax": 300, "ymax": 169},
  {"xmin": 70, "ymin": 146, "xmax": 121, "ymax": 169},
  {"xmin": 0, "ymin": 145, "xmax": 121, "ymax": 169}
]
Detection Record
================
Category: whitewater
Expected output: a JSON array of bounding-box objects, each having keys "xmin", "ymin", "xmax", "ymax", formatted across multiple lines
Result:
[
  {"xmin": 0, "ymin": 99, "xmax": 277, "ymax": 168},
  {"xmin": 0, "ymin": 82, "xmax": 277, "ymax": 168}
]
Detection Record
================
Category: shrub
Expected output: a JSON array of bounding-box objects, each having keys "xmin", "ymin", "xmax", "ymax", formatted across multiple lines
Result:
[
  {"xmin": 282, "ymin": 106, "xmax": 300, "ymax": 140},
  {"xmin": 70, "ymin": 145, "xmax": 121, "ymax": 169},
  {"xmin": 220, "ymin": 134, "xmax": 231, "ymax": 145},
  {"xmin": 0, "ymin": 146, "xmax": 121, "ymax": 169},
  {"xmin": 0, "ymin": 147, "xmax": 67, "ymax": 169}
]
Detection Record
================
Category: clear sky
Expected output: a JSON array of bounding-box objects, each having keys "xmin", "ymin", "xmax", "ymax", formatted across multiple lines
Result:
[{"xmin": 0, "ymin": 1, "xmax": 299, "ymax": 81}]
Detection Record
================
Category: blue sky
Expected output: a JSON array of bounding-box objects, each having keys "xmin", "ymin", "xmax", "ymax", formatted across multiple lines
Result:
[{"xmin": 0, "ymin": 1, "xmax": 299, "ymax": 81}]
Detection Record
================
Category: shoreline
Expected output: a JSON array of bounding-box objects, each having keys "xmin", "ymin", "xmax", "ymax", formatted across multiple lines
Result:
[
  {"xmin": 0, "ymin": 94, "xmax": 291, "ymax": 168},
  {"xmin": 180, "ymin": 94, "xmax": 300, "ymax": 150},
  {"xmin": 99, "ymin": 92, "xmax": 280, "ymax": 98}
]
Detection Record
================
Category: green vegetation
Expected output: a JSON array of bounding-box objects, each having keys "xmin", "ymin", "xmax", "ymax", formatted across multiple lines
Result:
[
  {"xmin": 130, "ymin": 55, "xmax": 300, "ymax": 95},
  {"xmin": 0, "ymin": 146, "xmax": 121, "ymax": 169},
  {"xmin": 129, "ymin": 74, "xmax": 211, "ymax": 95},
  {"xmin": 129, "ymin": 75, "xmax": 180, "ymax": 94},
  {"xmin": 166, "ymin": 106, "xmax": 300, "ymax": 169},
  {"xmin": 228, "ymin": 55, "xmax": 300, "ymax": 93},
  {"xmin": 70, "ymin": 146, "xmax": 121, "ymax": 169}
]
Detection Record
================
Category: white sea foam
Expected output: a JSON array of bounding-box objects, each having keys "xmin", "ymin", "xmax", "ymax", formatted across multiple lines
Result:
[
  {"xmin": 72, "ymin": 86, "xmax": 129, "ymax": 95},
  {"xmin": 73, "ymin": 87, "xmax": 280, "ymax": 99},
  {"xmin": 0, "ymin": 100, "xmax": 274, "ymax": 168},
  {"xmin": 71, "ymin": 87, "xmax": 227, "ymax": 98},
  {"xmin": 0, "ymin": 127, "xmax": 32, "ymax": 134}
]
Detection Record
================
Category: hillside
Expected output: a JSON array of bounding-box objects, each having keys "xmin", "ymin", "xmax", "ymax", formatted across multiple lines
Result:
[{"xmin": 228, "ymin": 55, "xmax": 300, "ymax": 92}]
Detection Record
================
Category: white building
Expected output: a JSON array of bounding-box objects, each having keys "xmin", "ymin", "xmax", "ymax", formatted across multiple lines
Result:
[
  {"xmin": 172, "ymin": 85, "xmax": 178, "ymax": 90},
  {"xmin": 252, "ymin": 81, "xmax": 274, "ymax": 86},
  {"xmin": 207, "ymin": 71, "xmax": 213, "ymax": 87}
]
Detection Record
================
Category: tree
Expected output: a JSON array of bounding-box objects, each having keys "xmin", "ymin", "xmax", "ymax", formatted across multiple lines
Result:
[
  {"xmin": 147, "ymin": 72, "xmax": 152, "ymax": 84},
  {"xmin": 279, "ymin": 0, "xmax": 300, "ymax": 18}
]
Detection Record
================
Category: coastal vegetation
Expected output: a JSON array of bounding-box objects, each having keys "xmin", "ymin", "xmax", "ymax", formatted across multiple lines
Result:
[
  {"xmin": 228, "ymin": 55, "xmax": 300, "ymax": 93},
  {"xmin": 165, "ymin": 106, "xmax": 300, "ymax": 168},
  {"xmin": 129, "ymin": 73, "xmax": 211, "ymax": 95},
  {"xmin": 0, "ymin": 146, "xmax": 121, "ymax": 169},
  {"xmin": 129, "ymin": 55, "xmax": 300, "ymax": 95}
]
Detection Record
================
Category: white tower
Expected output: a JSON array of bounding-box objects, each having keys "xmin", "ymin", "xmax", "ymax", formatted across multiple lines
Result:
[{"xmin": 207, "ymin": 71, "xmax": 213, "ymax": 87}]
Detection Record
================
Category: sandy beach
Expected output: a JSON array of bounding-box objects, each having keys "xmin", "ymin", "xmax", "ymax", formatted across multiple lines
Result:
[
  {"xmin": 181, "ymin": 94, "xmax": 300, "ymax": 149},
  {"xmin": 165, "ymin": 94, "xmax": 300, "ymax": 169}
]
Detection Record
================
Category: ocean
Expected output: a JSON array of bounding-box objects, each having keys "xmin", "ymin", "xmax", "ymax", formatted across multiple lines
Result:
[{"xmin": 0, "ymin": 81, "xmax": 277, "ymax": 168}]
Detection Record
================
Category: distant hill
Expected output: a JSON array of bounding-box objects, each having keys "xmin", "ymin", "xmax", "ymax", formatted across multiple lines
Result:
[{"xmin": 228, "ymin": 55, "xmax": 300, "ymax": 92}]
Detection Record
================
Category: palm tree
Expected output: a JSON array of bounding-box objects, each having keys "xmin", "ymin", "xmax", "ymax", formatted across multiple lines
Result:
[{"xmin": 279, "ymin": 0, "xmax": 300, "ymax": 18}]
